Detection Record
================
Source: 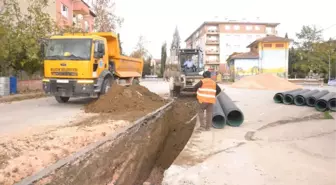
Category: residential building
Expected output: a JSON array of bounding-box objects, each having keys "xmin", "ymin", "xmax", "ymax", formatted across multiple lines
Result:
[
  {"xmin": 228, "ymin": 35, "xmax": 291, "ymax": 81},
  {"xmin": 185, "ymin": 21, "xmax": 279, "ymax": 72},
  {"xmin": 7, "ymin": 0, "xmax": 96, "ymax": 32}
]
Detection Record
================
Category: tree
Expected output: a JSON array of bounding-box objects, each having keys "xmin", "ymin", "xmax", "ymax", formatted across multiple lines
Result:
[
  {"xmin": 294, "ymin": 25, "xmax": 324, "ymax": 74},
  {"xmin": 0, "ymin": 0, "xmax": 54, "ymax": 77},
  {"xmin": 160, "ymin": 42, "xmax": 167, "ymax": 77},
  {"xmin": 130, "ymin": 35, "xmax": 148, "ymax": 59},
  {"xmin": 90, "ymin": 0, "xmax": 123, "ymax": 32}
]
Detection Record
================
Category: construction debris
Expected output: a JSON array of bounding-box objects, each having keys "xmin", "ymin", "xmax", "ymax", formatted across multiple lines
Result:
[{"xmin": 231, "ymin": 74, "xmax": 302, "ymax": 91}]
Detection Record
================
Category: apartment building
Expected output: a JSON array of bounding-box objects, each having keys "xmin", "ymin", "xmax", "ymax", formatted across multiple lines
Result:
[
  {"xmin": 185, "ymin": 21, "xmax": 280, "ymax": 71},
  {"xmin": 1, "ymin": 0, "xmax": 96, "ymax": 32}
]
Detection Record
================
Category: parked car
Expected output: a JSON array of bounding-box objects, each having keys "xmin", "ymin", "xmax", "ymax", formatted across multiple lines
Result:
[{"xmin": 327, "ymin": 79, "xmax": 336, "ymax": 86}]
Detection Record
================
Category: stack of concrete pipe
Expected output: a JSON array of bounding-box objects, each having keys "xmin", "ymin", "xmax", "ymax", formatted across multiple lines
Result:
[
  {"xmin": 273, "ymin": 88, "xmax": 336, "ymax": 112},
  {"xmin": 211, "ymin": 92, "xmax": 244, "ymax": 129}
]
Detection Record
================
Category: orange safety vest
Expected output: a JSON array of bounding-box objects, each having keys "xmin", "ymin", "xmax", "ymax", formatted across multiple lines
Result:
[{"xmin": 197, "ymin": 78, "xmax": 216, "ymax": 104}]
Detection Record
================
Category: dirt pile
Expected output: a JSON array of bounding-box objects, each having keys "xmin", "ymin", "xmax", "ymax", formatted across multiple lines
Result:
[
  {"xmin": 231, "ymin": 73, "xmax": 302, "ymax": 91},
  {"xmin": 85, "ymin": 84, "xmax": 166, "ymax": 114}
]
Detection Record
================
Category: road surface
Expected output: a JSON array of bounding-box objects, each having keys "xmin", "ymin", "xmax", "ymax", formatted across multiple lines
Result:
[{"xmin": 0, "ymin": 81, "xmax": 169, "ymax": 135}]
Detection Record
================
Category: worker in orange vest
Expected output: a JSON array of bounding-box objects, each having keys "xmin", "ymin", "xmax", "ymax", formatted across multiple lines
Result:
[{"xmin": 194, "ymin": 71, "xmax": 222, "ymax": 130}]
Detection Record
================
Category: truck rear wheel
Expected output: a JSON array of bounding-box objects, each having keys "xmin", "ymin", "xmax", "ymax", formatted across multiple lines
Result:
[
  {"xmin": 132, "ymin": 78, "xmax": 140, "ymax": 85},
  {"xmin": 55, "ymin": 96, "xmax": 70, "ymax": 103}
]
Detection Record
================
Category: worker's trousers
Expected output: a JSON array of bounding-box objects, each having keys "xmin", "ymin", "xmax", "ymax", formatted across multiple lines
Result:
[{"xmin": 198, "ymin": 103, "xmax": 213, "ymax": 130}]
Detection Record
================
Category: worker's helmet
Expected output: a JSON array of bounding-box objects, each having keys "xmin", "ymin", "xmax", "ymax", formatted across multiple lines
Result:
[{"xmin": 203, "ymin": 71, "xmax": 211, "ymax": 78}]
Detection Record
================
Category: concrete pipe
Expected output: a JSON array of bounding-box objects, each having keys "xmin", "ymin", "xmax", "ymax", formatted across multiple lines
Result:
[
  {"xmin": 217, "ymin": 92, "xmax": 244, "ymax": 127},
  {"xmin": 284, "ymin": 89, "xmax": 310, "ymax": 105},
  {"xmin": 315, "ymin": 92, "xmax": 336, "ymax": 112},
  {"xmin": 306, "ymin": 90, "xmax": 329, "ymax": 107},
  {"xmin": 327, "ymin": 93, "xmax": 336, "ymax": 112},
  {"xmin": 294, "ymin": 90, "xmax": 320, "ymax": 106},
  {"xmin": 273, "ymin": 88, "xmax": 302, "ymax": 103},
  {"xmin": 212, "ymin": 100, "xmax": 227, "ymax": 129}
]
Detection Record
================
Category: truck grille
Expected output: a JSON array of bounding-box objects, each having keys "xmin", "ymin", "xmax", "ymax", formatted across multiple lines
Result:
[
  {"xmin": 51, "ymin": 72, "xmax": 78, "ymax": 76},
  {"xmin": 51, "ymin": 68, "xmax": 78, "ymax": 76}
]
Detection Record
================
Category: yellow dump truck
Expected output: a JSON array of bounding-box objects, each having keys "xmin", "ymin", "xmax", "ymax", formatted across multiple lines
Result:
[{"xmin": 42, "ymin": 32, "xmax": 143, "ymax": 103}]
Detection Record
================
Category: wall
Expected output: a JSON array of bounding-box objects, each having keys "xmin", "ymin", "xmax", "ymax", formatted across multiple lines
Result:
[
  {"xmin": 258, "ymin": 42, "xmax": 289, "ymax": 78},
  {"xmin": 17, "ymin": 80, "xmax": 42, "ymax": 92},
  {"xmin": 232, "ymin": 58, "xmax": 259, "ymax": 80}
]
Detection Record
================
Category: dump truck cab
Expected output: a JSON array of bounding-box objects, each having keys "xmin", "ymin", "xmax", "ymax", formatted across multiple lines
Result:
[
  {"xmin": 42, "ymin": 32, "xmax": 143, "ymax": 103},
  {"xmin": 167, "ymin": 48, "xmax": 204, "ymax": 97}
]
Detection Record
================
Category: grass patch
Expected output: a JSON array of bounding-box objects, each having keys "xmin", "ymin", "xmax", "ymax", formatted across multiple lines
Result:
[{"xmin": 323, "ymin": 111, "xmax": 334, "ymax": 119}]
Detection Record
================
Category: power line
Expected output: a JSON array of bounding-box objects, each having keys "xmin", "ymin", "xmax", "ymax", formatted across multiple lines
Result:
[{"xmin": 318, "ymin": 23, "xmax": 336, "ymax": 33}]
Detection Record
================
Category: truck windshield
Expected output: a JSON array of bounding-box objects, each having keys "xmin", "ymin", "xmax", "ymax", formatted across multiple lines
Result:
[{"xmin": 45, "ymin": 39, "xmax": 92, "ymax": 60}]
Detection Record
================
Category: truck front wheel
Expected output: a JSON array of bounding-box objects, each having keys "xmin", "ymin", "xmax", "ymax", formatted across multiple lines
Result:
[
  {"xmin": 101, "ymin": 77, "xmax": 112, "ymax": 95},
  {"xmin": 55, "ymin": 96, "xmax": 70, "ymax": 103}
]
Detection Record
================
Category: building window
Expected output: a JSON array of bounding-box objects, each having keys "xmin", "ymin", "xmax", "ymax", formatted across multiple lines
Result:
[
  {"xmin": 256, "ymin": 35, "xmax": 261, "ymax": 38},
  {"xmin": 225, "ymin": 25, "xmax": 231, "ymax": 30},
  {"xmin": 246, "ymin": 25, "xmax": 252, "ymax": 30},
  {"xmin": 247, "ymin": 35, "xmax": 252, "ymax": 39},
  {"xmin": 275, "ymin": 43, "xmax": 284, "ymax": 48},
  {"xmin": 84, "ymin": 21, "xmax": 89, "ymax": 32},
  {"xmin": 61, "ymin": 4, "xmax": 68, "ymax": 18},
  {"xmin": 263, "ymin": 43, "xmax": 272, "ymax": 48},
  {"xmin": 266, "ymin": 27, "xmax": 273, "ymax": 34},
  {"xmin": 234, "ymin": 25, "xmax": 240, "ymax": 30},
  {"xmin": 196, "ymin": 31, "xmax": 199, "ymax": 38},
  {"xmin": 255, "ymin": 26, "xmax": 260, "ymax": 30}
]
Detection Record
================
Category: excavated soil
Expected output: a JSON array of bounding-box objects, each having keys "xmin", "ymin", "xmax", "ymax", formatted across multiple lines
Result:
[
  {"xmin": 231, "ymin": 73, "xmax": 302, "ymax": 91},
  {"xmin": 0, "ymin": 117, "xmax": 130, "ymax": 185},
  {"xmin": 84, "ymin": 84, "xmax": 167, "ymax": 114},
  {"xmin": 21, "ymin": 97, "xmax": 199, "ymax": 185}
]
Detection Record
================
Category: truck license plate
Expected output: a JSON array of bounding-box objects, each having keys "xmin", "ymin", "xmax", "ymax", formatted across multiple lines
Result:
[{"xmin": 56, "ymin": 79, "xmax": 69, "ymax": 83}]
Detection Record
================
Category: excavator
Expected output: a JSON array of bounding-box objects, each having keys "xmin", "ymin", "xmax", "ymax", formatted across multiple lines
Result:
[
  {"xmin": 41, "ymin": 32, "xmax": 143, "ymax": 103},
  {"xmin": 165, "ymin": 48, "xmax": 204, "ymax": 97}
]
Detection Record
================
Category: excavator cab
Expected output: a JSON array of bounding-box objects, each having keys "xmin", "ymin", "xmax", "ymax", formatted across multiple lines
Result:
[
  {"xmin": 168, "ymin": 48, "xmax": 204, "ymax": 97},
  {"xmin": 179, "ymin": 49, "xmax": 204, "ymax": 76}
]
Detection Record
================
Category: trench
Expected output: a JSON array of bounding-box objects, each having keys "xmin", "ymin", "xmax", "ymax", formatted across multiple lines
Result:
[{"xmin": 16, "ymin": 97, "xmax": 199, "ymax": 185}]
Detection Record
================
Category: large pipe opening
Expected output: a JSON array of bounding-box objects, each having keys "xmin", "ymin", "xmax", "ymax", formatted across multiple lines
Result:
[
  {"xmin": 307, "ymin": 97, "xmax": 316, "ymax": 107},
  {"xmin": 315, "ymin": 100, "xmax": 328, "ymax": 112},
  {"xmin": 273, "ymin": 93, "xmax": 284, "ymax": 103},
  {"xmin": 294, "ymin": 95, "xmax": 306, "ymax": 106},
  {"xmin": 212, "ymin": 115, "xmax": 226, "ymax": 129},
  {"xmin": 227, "ymin": 110, "xmax": 244, "ymax": 127},
  {"xmin": 328, "ymin": 98, "xmax": 336, "ymax": 112},
  {"xmin": 284, "ymin": 95, "xmax": 294, "ymax": 105}
]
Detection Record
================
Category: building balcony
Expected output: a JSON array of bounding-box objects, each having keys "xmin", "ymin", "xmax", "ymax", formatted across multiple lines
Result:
[
  {"xmin": 205, "ymin": 60, "xmax": 220, "ymax": 65},
  {"xmin": 206, "ymin": 50, "xmax": 220, "ymax": 55},
  {"xmin": 73, "ymin": 0, "xmax": 90, "ymax": 15},
  {"xmin": 206, "ymin": 40, "xmax": 219, "ymax": 45},
  {"xmin": 207, "ymin": 30, "xmax": 219, "ymax": 35}
]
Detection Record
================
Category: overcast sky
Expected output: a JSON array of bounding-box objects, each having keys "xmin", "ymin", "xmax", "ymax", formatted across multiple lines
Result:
[{"xmin": 114, "ymin": 0, "xmax": 335, "ymax": 58}]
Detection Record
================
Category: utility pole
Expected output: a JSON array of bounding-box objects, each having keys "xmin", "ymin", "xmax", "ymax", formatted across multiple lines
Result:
[{"xmin": 328, "ymin": 51, "xmax": 331, "ymax": 81}]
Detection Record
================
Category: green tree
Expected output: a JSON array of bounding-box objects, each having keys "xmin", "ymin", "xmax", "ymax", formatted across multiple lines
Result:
[
  {"xmin": 160, "ymin": 42, "xmax": 167, "ymax": 77},
  {"xmin": 294, "ymin": 25, "xmax": 324, "ymax": 74},
  {"xmin": 0, "ymin": 0, "xmax": 55, "ymax": 77}
]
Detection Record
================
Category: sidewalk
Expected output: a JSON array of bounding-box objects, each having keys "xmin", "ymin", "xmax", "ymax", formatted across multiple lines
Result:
[{"xmin": 0, "ymin": 92, "xmax": 48, "ymax": 103}]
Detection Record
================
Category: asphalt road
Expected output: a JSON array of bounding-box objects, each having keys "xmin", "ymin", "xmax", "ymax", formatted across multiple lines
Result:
[{"xmin": 0, "ymin": 81, "xmax": 169, "ymax": 135}]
